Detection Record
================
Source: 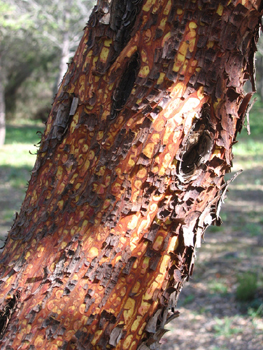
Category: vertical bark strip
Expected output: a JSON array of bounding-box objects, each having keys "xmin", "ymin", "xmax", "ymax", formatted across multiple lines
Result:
[{"xmin": 0, "ymin": 1, "xmax": 262, "ymax": 349}]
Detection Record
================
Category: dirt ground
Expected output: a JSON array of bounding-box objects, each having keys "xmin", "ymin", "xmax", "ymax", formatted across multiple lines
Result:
[{"xmin": 0, "ymin": 158, "xmax": 262, "ymax": 349}]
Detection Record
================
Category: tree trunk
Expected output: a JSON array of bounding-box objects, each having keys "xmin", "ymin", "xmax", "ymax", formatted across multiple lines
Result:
[
  {"xmin": 0, "ymin": 58, "xmax": 6, "ymax": 147},
  {"xmin": 0, "ymin": 1, "xmax": 262, "ymax": 349}
]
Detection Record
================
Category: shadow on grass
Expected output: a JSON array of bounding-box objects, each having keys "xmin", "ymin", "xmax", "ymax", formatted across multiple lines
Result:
[
  {"xmin": 0, "ymin": 164, "xmax": 32, "ymax": 189},
  {"xmin": 0, "ymin": 165, "xmax": 33, "ymax": 240},
  {"xmin": 5, "ymin": 124, "xmax": 44, "ymax": 145}
]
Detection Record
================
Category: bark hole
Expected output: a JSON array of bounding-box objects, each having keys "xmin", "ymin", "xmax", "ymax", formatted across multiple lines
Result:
[
  {"xmin": 110, "ymin": 52, "xmax": 140, "ymax": 120},
  {"xmin": 177, "ymin": 104, "xmax": 214, "ymax": 181},
  {"xmin": 0, "ymin": 291, "xmax": 20, "ymax": 339}
]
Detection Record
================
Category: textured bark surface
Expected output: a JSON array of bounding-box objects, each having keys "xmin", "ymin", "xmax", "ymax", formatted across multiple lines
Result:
[{"xmin": 0, "ymin": 1, "xmax": 262, "ymax": 349}]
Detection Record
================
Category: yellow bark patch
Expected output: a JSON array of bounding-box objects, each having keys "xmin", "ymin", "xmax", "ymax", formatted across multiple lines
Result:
[
  {"xmin": 163, "ymin": 0, "xmax": 172, "ymax": 15},
  {"xmin": 50, "ymin": 345, "xmax": 58, "ymax": 350},
  {"xmin": 20, "ymin": 342, "xmax": 30, "ymax": 350},
  {"xmin": 141, "ymin": 257, "xmax": 150, "ymax": 271},
  {"xmin": 128, "ymin": 215, "xmax": 139, "ymax": 230},
  {"xmin": 149, "ymin": 203, "xmax": 157, "ymax": 214},
  {"xmin": 74, "ymin": 320, "xmax": 82, "ymax": 331},
  {"xmin": 131, "ymin": 316, "xmax": 143, "ymax": 332},
  {"xmin": 142, "ymin": 142, "xmax": 155, "ymax": 158},
  {"xmin": 153, "ymin": 235, "xmax": 164, "ymax": 251},
  {"xmin": 179, "ymin": 41, "xmax": 189, "ymax": 57},
  {"xmin": 88, "ymin": 247, "xmax": 98, "ymax": 259},
  {"xmin": 123, "ymin": 335, "xmax": 133, "ymax": 350},
  {"xmin": 138, "ymin": 65, "xmax": 150, "ymax": 78},
  {"xmin": 189, "ymin": 38, "xmax": 196, "ymax": 52},
  {"xmin": 154, "ymin": 118, "xmax": 165, "ymax": 132},
  {"xmin": 96, "ymin": 131, "xmax": 104, "ymax": 141},
  {"xmin": 163, "ymin": 125, "xmax": 174, "ymax": 144},
  {"xmin": 189, "ymin": 21, "xmax": 197, "ymax": 29},
  {"xmin": 34, "ymin": 336, "xmax": 44, "ymax": 348},
  {"xmin": 104, "ymin": 38, "xmax": 112, "ymax": 47},
  {"xmin": 56, "ymin": 290, "xmax": 63, "ymax": 299},
  {"xmin": 96, "ymin": 166, "xmax": 106, "ymax": 177},
  {"xmin": 111, "ymin": 182, "xmax": 121, "ymax": 194},
  {"xmin": 167, "ymin": 236, "xmax": 179, "ymax": 253},
  {"xmin": 137, "ymin": 166, "xmax": 147, "ymax": 178},
  {"xmin": 160, "ymin": 255, "xmax": 170, "ymax": 274},
  {"xmin": 127, "ymin": 45, "xmax": 138, "ymax": 58},
  {"xmin": 144, "ymin": 28, "xmax": 152, "ymax": 44},
  {"xmin": 170, "ymin": 82, "xmax": 185, "ymax": 98},
  {"xmin": 134, "ymin": 179, "xmax": 142, "ymax": 189},
  {"xmin": 60, "ymin": 242, "xmax": 67, "ymax": 250},
  {"xmin": 138, "ymin": 300, "xmax": 151, "ymax": 316},
  {"xmin": 216, "ymin": 4, "xmax": 224, "ymax": 15},
  {"xmin": 157, "ymin": 72, "xmax": 165, "ymax": 85},
  {"xmin": 152, "ymin": 165, "xmax": 159, "ymax": 173},
  {"xmin": 56, "ymin": 166, "xmax": 63, "ymax": 180},
  {"xmin": 143, "ymin": 0, "xmax": 154, "ymax": 11},
  {"xmin": 197, "ymin": 86, "xmax": 205, "ymax": 100},
  {"xmin": 47, "ymin": 300, "xmax": 55, "ymax": 311},
  {"xmin": 145, "ymin": 281, "xmax": 158, "ymax": 299},
  {"xmin": 131, "ymin": 281, "xmax": 140, "ymax": 294},
  {"xmin": 141, "ymin": 49, "xmax": 148, "ymax": 63},
  {"xmin": 65, "ymin": 330, "xmax": 75, "ymax": 342},
  {"xmin": 159, "ymin": 17, "xmax": 167, "ymax": 31},
  {"xmin": 138, "ymin": 218, "xmax": 150, "ymax": 235},
  {"xmin": 120, "ymin": 286, "xmax": 127, "ymax": 297},
  {"xmin": 123, "ymin": 298, "xmax": 135, "ymax": 324},
  {"xmin": 162, "ymin": 32, "xmax": 171, "ymax": 46}
]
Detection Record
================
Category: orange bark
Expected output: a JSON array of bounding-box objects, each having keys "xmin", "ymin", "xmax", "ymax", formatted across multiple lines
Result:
[{"xmin": 0, "ymin": 1, "xmax": 262, "ymax": 349}]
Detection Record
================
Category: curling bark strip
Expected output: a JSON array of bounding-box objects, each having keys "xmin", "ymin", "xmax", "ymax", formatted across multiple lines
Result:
[{"xmin": 0, "ymin": 1, "xmax": 262, "ymax": 349}]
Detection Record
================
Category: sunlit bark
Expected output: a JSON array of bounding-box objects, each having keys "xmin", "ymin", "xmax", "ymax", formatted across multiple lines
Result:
[{"xmin": 0, "ymin": 1, "xmax": 262, "ymax": 349}]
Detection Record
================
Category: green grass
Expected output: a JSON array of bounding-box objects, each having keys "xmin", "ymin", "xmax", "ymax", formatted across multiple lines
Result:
[
  {"xmin": 0, "ymin": 124, "xmax": 44, "ymax": 169},
  {"xmin": 213, "ymin": 317, "xmax": 242, "ymax": 337},
  {"xmin": 208, "ymin": 279, "xmax": 228, "ymax": 295},
  {"xmin": 5, "ymin": 123, "xmax": 43, "ymax": 146},
  {"xmin": 236, "ymin": 272, "xmax": 258, "ymax": 302},
  {"xmin": 232, "ymin": 98, "xmax": 263, "ymax": 163},
  {"xmin": 179, "ymin": 294, "xmax": 195, "ymax": 306}
]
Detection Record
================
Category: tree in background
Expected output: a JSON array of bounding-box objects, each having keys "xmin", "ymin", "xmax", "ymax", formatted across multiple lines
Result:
[
  {"xmin": 0, "ymin": 0, "xmax": 35, "ymax": 146},
  {"xmin": 0, "ymin": 0, "xmax": 93, "ymax": 146},
  {"xmin": 22, "ymin": 0, "xmax": 93, "ymax": 90},
  {"xmin": 0, "ymin": 1, "xmax": 262, "ymax": 349}
]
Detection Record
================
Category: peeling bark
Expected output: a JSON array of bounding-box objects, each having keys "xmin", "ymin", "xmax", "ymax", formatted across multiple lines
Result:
[{"xmin": 0, "ymin": 1, "xmax": 262, "ymax": 349}]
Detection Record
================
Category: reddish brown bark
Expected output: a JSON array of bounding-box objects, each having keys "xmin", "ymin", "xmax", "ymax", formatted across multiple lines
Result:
[{"xmin": 0, "ymin": 1, "xmax": 262, "ymax": 349}]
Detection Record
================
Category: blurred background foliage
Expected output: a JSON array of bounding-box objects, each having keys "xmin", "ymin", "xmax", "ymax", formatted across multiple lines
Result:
[
  {"xmin": 1, "ymin": 0, "xmax": 263, "ymax": 128},
  {"xmin": 0, "ymin": 0, "xmax": 94, "ymax": 140},
  {"xmin": 0, "ymin": 1, "xmax": 262, "ymax": 349}
]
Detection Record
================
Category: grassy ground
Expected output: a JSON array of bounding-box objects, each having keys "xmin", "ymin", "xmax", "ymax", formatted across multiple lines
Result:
[
  {"xmin": 0, "ymin": 120, "xmax": 44, "ymax": 241},
  {"xmin": 0, "ymin": 104, "xmax": 262, "ymax": 349}
]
